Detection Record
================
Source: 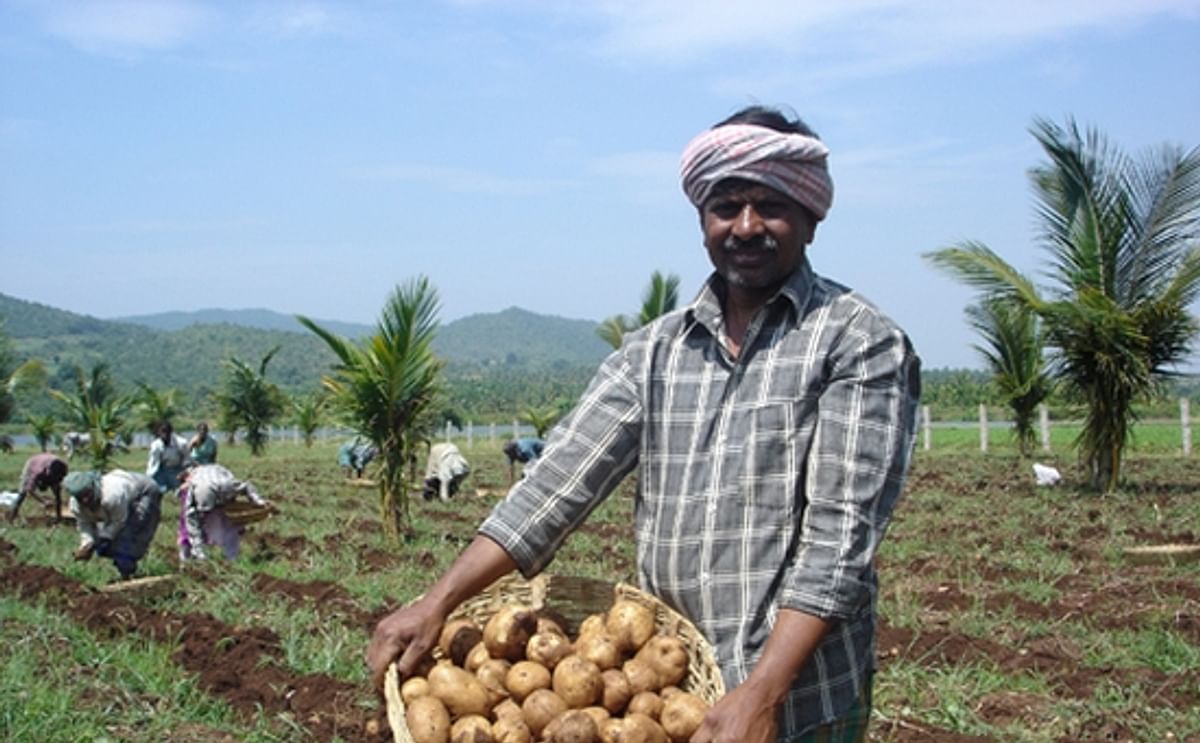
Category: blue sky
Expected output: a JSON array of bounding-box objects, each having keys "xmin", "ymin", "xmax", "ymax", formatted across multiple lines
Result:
[{"xmin": 2, "ymin": 0, "xmax": 1198, "ymax": 370}]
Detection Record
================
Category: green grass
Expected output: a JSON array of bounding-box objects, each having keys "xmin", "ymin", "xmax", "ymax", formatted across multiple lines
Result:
[{"xmin": 2, "ymin": 438, "xmax": 1199, "ymax": 741}]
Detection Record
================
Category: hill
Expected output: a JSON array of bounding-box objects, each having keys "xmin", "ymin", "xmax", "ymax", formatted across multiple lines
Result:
[
  {"xmin": 114, "ymin": 308, "xmax": 374, "ymax": 339},
  {"xmin": 109, "ymin": 304, "xmax": 609, "ymax": 366},
  {"xmin": 0, "ymin": 292, "xmax": 606, "ymax": 420}
]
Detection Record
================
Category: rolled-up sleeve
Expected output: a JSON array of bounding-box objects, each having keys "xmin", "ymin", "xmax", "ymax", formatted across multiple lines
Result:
[
  {"xmin": 780, "ymin": 315, "xmax": 921, "ymax": 619},
  {"xmin": 480, "ymin": 349, "xmax": 644, "ymax": 577}
]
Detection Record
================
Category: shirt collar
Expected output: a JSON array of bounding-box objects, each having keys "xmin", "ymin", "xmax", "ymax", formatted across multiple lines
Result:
[{"xmin": 687, "ymin": 257, "xmax": 816, "ymax": 334}]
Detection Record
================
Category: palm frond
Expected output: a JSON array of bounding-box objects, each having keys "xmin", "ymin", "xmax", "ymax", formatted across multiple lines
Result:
[{"xmin": 925, "ymin": 242, "xmax": 1044, "ymax": 308}]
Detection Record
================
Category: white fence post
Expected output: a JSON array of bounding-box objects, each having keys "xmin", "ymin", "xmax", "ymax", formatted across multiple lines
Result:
[
  {"xmin": 445, "ymin": 420, "xmax": 452, "ymax": 442},
  {"xmin": 1182, "ymin": 398, "xmax": 1192, "ymax": 456},
  {"xmin": 1039, "ymin": 404, "xmax": 1051, "ymax": 452},
  {"xmin": 979, "ymin": 404, "xmax": 988, "ymax": 453},
  {"xmin": 921, "ymin": 405, "xmax": 931, "ymax": 451},
  {"xmin": 513, "ymin": 420, "xmax": 519, "ymax": 440},
  {"xmin": 467, "ymin": 421, "xmax": 474, "ymax": 449},
  {"xmin": 490, "ymin": 423, "xmax": 496, "ymax": 444}
]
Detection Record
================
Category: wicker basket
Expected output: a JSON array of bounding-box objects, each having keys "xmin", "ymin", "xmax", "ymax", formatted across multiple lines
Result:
[
  {"xmin": 223, "ymin": 500, "xmax": 273, "ymax": 527},
  {"xmin": 385, "ymin": 573, "xmax": 725, "ymax": 743}
]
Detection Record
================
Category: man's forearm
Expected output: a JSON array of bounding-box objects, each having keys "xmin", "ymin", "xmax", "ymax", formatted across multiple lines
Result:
[
  {"xmin": 739, "ymin": 608, "xmax": 832, "ymax": 705},
  {"xmin": 420, "ymin": 534, "xmax": 519, "ymax": 617}
]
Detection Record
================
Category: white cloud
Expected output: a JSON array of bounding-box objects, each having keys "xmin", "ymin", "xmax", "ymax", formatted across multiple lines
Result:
[
  {"xmin": 246, "ymin": 2, "xmax": 344, "ymax": 38},
  {"xmin": 457, "ymin": 0, "xmax": 1200, "ymax": 74},
  {"xmin": 40, "ymin": 0, "xmax": 213, "ymax": 56}
]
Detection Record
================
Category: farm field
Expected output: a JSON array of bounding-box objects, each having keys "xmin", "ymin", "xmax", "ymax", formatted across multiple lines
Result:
[{"xmin": 1, "ymin": 440, "xmax": 1198, "ymax": 742}]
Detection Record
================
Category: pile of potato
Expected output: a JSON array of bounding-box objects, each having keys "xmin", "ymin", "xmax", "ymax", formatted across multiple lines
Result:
[{"xmin": 399, "ymin": 598, "xmax": 712, "ymax": 743}]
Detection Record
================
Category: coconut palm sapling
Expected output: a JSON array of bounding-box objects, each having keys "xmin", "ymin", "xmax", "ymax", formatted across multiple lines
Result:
[
  {"xmin": 299, "ymin": 277, "xmax": 443, "ymax": 536},
  {"xmin": 927, "ymin": 118, "xmax": 1200, "ymax": 490}
]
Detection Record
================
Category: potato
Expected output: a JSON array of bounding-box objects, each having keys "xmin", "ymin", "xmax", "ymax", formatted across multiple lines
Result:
[
  {"xmin": 465, "ymin": 642, "xmax": 492, "ymax": 672},
  {"xmin": 451, "ymin": 715, "xmax": 494, "ymax": 743},
  {"xmin": 552, "ymin": 654, "xmax": 603, "ymax": 709},
  {"xmin": 598, "ymin": 718, "xmax": 622, "ymax": 743},
  {"xmin": 536, "ymin": 608, "xmax": 570, "ymax": 636},
  {"xmin": 428, "ymin": 662, "xmax": 493, "ymax": 719},
  {"xmin": 492, "ymin": 714, "xmax": 533, "ymax": 743},
  {"xmin": 621, "ymin": 658, "xmax": 661, "ymax": 695},
  {"xmin": 659, "ymin": 692, "xmax": 708, "ymax": 743},
  {"xmin": 600, "ymin": 669, "xmax": 632, "ymax": 715},
  {"xmin": 505, "ymin": 660, "xmax": 552, "ymax": 703},
  {"xmin": 491, "ymin": 698, "xmax": 524, "ymax": 723},
  {"xmin": 527, "ymin": 631, "xmax": 574, "ymax": 670},
  {"xmin": 476, "ymin": 659, "xmax": 513, "ymax": 706},
  {"xmin": 621, "ymin": 714, "xmax": 668, "ymax": 743},
  {"xmin": 577, "ymin": 613, "xmax": 608, "ymax": 639},
  {"xmin": 521, "ymin": 688, "xmax": 568, "ymax": 738},
  {"xmin": 626, "ymin": 691, "xmax": 662, "ymax": 721},
  {"xmin": 547, "ymin": 709, "xmax": 599, "ymax": 743},
  {"xmin": 574, "ymin": 632, "xmax": 622, "ymax": 671},
  {"xmin": 634, "ymin": 636, "xmax": 689, "ymax": 689},
  {"xmin": 580, "ymin": 706, "xmax": 610, "ymax": 729},
  {"xmin": 402, "ymin": 676, "xmax": 432, "ymax": 704},
  {"xmin": 441, "ymin": 618, "xmax": 485, "ymax": 667},
  {"xmin": 484, "ymin": 605, "xmax": 539, "ymax": 662},
  {"xmin": 407, "ymin": 695, "xmax": 452, "ymax": 743},
  {"xmin": 605, "ymin": 600, "xmax": 655, "ymax": 653}
]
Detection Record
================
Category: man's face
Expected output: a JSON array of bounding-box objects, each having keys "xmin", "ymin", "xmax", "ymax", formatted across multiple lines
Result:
[{"xmin": 701, "ymin": 179, "xmax": 816, "ymax": 297}]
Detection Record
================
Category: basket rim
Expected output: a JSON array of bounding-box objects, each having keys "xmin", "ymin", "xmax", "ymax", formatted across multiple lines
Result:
[{"xmin": 385, "ymin": 572, "xmax": 725, "ymax": 743}]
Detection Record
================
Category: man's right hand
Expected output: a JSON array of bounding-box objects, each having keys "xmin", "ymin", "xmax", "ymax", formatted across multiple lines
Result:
[
  {"xmin": 366, "ymin": 597, "xmax": 444, "ymax": 694},
  {"xmin": 365, "ymin": 535, "xmax": 521, "ymax": 694},
  {"xmin": 73, "ymin": 544, "xmax": 94, "ymax": 561}
]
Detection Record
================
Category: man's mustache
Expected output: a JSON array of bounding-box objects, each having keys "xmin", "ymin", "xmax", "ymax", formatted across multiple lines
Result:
[{"xmin": 722, "ymin": 234, "xmax": 780, "ymax": 253}]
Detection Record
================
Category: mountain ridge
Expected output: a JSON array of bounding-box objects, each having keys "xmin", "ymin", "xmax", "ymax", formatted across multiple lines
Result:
[
  {"xmin": 0, "ymin": 292, "xmax": 608, "ymax": 419},
  {"xmin": 1, "ymin": 292, "xmax": 610, "ymax": 366}
]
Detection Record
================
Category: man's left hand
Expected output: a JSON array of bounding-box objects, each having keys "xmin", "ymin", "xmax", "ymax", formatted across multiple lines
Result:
[{"xmin": 689, "ymin": 683, "xmax": 778, "ymax": 743}]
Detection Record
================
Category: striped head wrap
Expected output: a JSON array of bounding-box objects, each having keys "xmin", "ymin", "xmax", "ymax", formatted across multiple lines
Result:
[{"xmin": 680, "ymin": 123, "xmax": 833, "ymax": 220}]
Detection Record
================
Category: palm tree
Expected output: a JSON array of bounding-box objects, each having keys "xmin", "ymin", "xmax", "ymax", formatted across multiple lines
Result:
[
  {"xmin": 0, "ymin": 321, "xmax": 47, "ymax": 426},
  {"xmin": 132, "ymin": 382, "xmax": 180, "ymax": 434},
  {"xmin": 299, "ymin": 277, "xmax": 443, "ymax": 536},
  {"xmin": 26, "ymin": 413, "xmax": 57, "ymax": 452},
  {"xmin": 927, "ymin": 118, "xmax": 1200, "ymax": 490},
  {"xmin": 522, "ymin": 403, "xmax": 562, "ymax": 439},
  {"xmin": 596, "ymin": 315, "xmax": 632, "ymax": 351},
  {"xmin": 48, "ymin": 363, "xmax": 130, "ymax": 470},
  {"xmin": 965, "ymin": 298, "xmax": 1052, "ymax": 456},
  {"xmin": 292, "ymin": 393, "xmax": 326, "ymax": 448},
  {"xmin": 215, "ymin": 348, "xmax": 286, "ymax": 456},
  {"xmin": 597, "ymin": 271, "xmax": 681, "ymax": 349}
]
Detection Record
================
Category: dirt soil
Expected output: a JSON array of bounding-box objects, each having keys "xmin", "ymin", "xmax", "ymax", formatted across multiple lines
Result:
[
  {"xmin": 0, "ymin": 538, "xmax": 389, "ymax": 742},
  {"xmin": 4, "ymin": 455, "xmax": 1199, "ymax": 742}
]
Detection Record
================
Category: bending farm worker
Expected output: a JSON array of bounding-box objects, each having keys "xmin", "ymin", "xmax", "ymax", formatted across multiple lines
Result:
[
  {"xmin": 502, "ymin": 436, "xmax": 544, "ymax": 484},
  {"xmin": 65, "ymin": 470, "xmax": 163, "ymax": 580},
  {"xmin": 366, "ymin": 105, "xmax": 921, "ymax": 743},
  {"xmin": 9, "ymin": 453, "xmax": 69, "ymax": 522},
  {"xmin": 422, "ymin": 442, "xmax": 470, "ymax": 502},
  {"xmin": 177, "ymin": 463, "xmax": 271, "ymax": 562}
]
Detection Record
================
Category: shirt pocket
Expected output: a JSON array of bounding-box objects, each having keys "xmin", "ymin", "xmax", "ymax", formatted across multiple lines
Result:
[{"xmin": 734, "ymin": 402, "xmax": 799, "ymax": 514}]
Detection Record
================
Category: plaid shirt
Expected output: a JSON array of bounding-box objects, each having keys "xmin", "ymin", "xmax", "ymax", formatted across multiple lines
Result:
[{"xmin": 481, "ymin": 258, "xmax": 920, "ymax": 737}]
